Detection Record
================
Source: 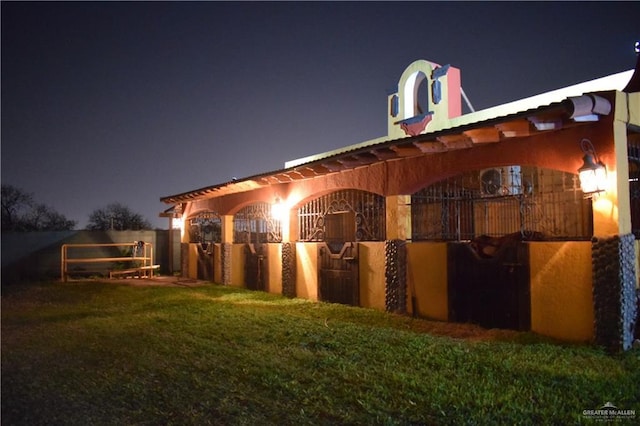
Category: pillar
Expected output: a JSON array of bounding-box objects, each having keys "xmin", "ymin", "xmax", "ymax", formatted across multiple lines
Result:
[
  {"xmin": 385, "ymin": 195, "xmax": 411, "ymax": 241},
  {"xmin": 221, "ymin": 215, "xmax": 234, "ymax": 285},
  {"xmin": 591, "ymin": 92, "xmax": 639, "ymax": 351}
]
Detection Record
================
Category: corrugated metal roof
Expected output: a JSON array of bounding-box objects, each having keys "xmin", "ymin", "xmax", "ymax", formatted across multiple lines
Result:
[{"xmin": 160, "ymin": 70, "xmax": 633, "ymax": 205}]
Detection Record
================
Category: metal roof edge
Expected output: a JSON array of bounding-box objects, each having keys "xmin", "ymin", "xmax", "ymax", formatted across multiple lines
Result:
[
  {"xmin": 161, "ymin": 70, "xmax": 633, "ymax": 204},
  {"xmin": 284, "ymin": 70, "xmax": 633, "ymax": 169}
]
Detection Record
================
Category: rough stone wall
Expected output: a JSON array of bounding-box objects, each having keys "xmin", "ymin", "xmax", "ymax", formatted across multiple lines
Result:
[
  {"xmin": 385, "ymin": 239, "xmax": 407, "ymax": 313},
  {"xmin": 180, "ymin": 243, "xmax": 189, "ymax": 278},
  {"xmin": 281, "ymin": 243, "xmax": 297, "ymax": 298},
  {"xmin": 592, "ymin": 233, "xmax": 638, "ymax": 352},
  {"xmin": 222, "ymin": 242, "xmax": 232, "ymax": 285}
]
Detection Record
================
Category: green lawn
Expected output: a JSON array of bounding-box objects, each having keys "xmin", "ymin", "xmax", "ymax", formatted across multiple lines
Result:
[{"xmin": 2, "ymin": 281, "xmax": 639, "ymax": 425}]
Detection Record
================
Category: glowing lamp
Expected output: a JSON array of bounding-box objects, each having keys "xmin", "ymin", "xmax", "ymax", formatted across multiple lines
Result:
[
  {"xmin": 271, "ymin": 197, "xmax": 285, "ymax": 221},
  {"xmin": 578, "ymin": 139, "xmax": 608, "ymax": 196}
]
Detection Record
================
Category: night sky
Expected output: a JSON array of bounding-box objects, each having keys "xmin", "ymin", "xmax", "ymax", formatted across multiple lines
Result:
[{"xmin": 2, "ymin": 2, "xmax": 639, "ymax": 229}]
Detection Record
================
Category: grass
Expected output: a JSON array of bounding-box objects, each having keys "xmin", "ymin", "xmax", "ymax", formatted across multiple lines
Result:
[{"xmin": 2, "ymin": 280, "xmax": 639, "ymax": 425}]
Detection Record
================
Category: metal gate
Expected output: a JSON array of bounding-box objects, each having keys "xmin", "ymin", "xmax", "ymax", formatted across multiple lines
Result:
[
  {"xmin": 447, "ymin": 238, "xmax": 530, "ymax": 331},
  {"xmin": 244, "ymin": 243, "xmax": 267, "ymax": 291},
  {"xmin": 197, "ymin": 243, "xmax": 214, "ymax": 281},
  {"xmin": 233, "ymin": 202, "xmax": 281, "ymax": 292},
  {"xmin": 297, "ymin": 190, "xmax": 384, "ymax": 306},
  {"xmin": 318, "ymin": 242, "xmax": 359, "ymax": 306}
]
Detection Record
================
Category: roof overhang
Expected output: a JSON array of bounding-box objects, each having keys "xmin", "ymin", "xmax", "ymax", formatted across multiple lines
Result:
[{"xmin": 160, "ymin": 70, "xmax": 633, "ymax": 205}]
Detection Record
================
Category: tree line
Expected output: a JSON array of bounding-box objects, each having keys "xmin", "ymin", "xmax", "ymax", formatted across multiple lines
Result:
[{"xmin": 1, "ymin": 184, "xmax": 152, "ymax": 232}]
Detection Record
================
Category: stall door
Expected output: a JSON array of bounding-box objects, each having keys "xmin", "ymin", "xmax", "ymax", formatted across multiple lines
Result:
[
  {"xmin": 318, "ymin": 212, "xmax": 359, "ymax": 306},
  {"xmin": 448, "ymin": 240, "xmax": 530, "ymax": 331},
  {"xmin": 244, "ymin": 243, "xmax": 267, "ymax": 291},
  {"xmin": 197, "ymin": 243, "xmax": 214, "ymax": 281}
]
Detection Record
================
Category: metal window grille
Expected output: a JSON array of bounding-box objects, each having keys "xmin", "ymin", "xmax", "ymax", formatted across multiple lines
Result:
[
  {"xmin": 411, "ymin": 166, "xmax": 592, "ymax": 241},
  {"xmin": 298, "ymin": 190, "xmax": 385, "ymax": 242},
  {"xmin": 188, "ymin": 211, "xmax": 222, "ymax": 243},
  {"xmin": 233, "ymin": 202, "xmax": 282, "ymax": 243}
]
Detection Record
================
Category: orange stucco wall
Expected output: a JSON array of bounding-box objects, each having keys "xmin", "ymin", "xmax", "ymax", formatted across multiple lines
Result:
[
  {"xmin": 266, "ymin": 243, "xmax": 282, "ymax": 295},
  {"xmin": 187, "ymin": 244, "xmax": 198, "ymax": 279},
  {"xmin": 358, "ymin": 242, "xmax": 386, "ymax": 310},
  {"xmin": 295, "ymin": 243, "xmax": 319, "ymax": 301},
  {"xmin": 406, "ymin": 242, "xmax": 449, "ymax": 321},
  {"xmin": 529, "ymin": 241, "xmax": 594, "ymax": 342},
  {"xmin": 230, "ymin": 244, "xmax": 245, "ymax": 288}
]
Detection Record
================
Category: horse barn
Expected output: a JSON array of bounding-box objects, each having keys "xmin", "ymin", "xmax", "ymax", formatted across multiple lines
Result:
[{"xmin": 161, "ymin": 59, "xmax": 640, "ymax": 351}]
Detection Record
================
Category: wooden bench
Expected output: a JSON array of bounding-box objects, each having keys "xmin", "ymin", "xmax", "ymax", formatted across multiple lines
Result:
[
  {"xmin": 61, "ymin": 242, "xmax": 158, "ymax": 282},
  {"xmin": 109, "ymin": 265, "xmax": 160, "ymax": 279}
]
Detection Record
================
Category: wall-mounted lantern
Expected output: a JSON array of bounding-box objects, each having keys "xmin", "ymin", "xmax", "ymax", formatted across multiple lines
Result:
[
  {"xmin": 171, "ymin": 217, "xmax": 183, "ymax": 230},
  {"xmin": 578, "ymin": 138, "xmax": 608, "ymax": 197},
  {"xmin": 271, "ymin": 197, "xmax": 285, "ymax": 221}
]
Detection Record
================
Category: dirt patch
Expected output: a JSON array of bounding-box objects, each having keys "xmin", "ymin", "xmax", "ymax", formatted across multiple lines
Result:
[{"xmin": 400, "ymin": 316, "xmax": 530, "ymax": 342}]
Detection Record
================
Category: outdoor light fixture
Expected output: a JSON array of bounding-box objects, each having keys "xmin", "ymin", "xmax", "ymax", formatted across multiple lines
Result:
[
  {"xmin": 271, "ymin": 197, "xmax": 284, "ymax": 221},
  {"xmin": 578, "ymin": 138, "xmax": 608, "ymax": 197}
]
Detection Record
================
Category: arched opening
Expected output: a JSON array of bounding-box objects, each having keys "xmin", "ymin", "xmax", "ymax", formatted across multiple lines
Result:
[
  {"xmin": 411, "ymin": 166, "xmax": 592, "ymax": 242},
  {"xmin": 187, "ymin": 211, "xmax": 221, "ymax": 245},
  {"xmin": 233, "ymin": 202, "xmax": 282, "ymax": 292},
  {"xmin": 403, "ymin": 71, "xmax": 430, "ymax": 119},
  {"xmin": 297, "ymin": 189, "xmax": 385, "ymax": 243},
  {"xmin": 416, "ymin": 75, "xmax": 430, "ymax": 116},
  {"xmin": 297, "ymin": 190, "xmax": 385, "ymax": 307},
  {"xmin": 186, "ymin": 211, "xmax": 221, "ymax": 281}
]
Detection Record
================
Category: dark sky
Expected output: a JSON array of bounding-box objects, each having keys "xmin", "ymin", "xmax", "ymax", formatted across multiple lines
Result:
[{"xmin": 2, "ymin": 2, "xmax": 639, "ymax": 229}]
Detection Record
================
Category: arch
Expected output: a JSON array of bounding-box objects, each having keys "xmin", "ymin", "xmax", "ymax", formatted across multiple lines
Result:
[
  {"xmin": 403, "ymin": 71, "xmax": 430, "ymax": 119},
  {"xmin": 397, "ymin": 60, "xmax": 438, "ymax": 120},
  {"xmin": 297, "ymin": 189, "xmax": 385, "ymax": 242},
  {"xmin": 233, "ymin": 202, "xmax": 282, "ymax": 244},
  {"xmin": 411, "ymin": 166, "xmax": 592, "ymax": 241},
  {"xmin": 389, "ymin": 127, "xmax": 600, "ymax": 196},
  {"xmin": 186, "ymin": 210, "xmax": 222, "ymax": 244}
]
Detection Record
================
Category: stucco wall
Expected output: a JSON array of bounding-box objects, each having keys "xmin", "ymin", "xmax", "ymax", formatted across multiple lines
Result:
[
  {"xmin": 230, "ymin": 244, "xmax": 245, "ymax": 287},
  {"xmin": 529, "ymin": 241, "xmax": 594, "ymax": 342},
  {"xmin": 213, "ymin": 244, "xmax": 222, "ymax": 283},
  {"xmin": 295, "ymin": 243, "xmax": 319, "ymax": 301},
  {"xmin": 406, "ymin": 242, "xmax": 448, "ymax": 321},
  {"xmin": 266, "ymin": 243, "xmax": 282, "ymax": 295},
  {"xmin": 358, "ymin": 242, "xmax": 386, "ymax": 310},
  {"xmin": 187, "ymin": 244, "xmax": 199, "ymax": 279}
]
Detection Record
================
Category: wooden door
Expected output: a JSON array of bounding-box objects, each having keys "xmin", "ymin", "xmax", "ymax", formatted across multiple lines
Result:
[
  {"xmin": 448, "ymin": 240, "xmax": 530, "ymax": 331},
  {"xmin": 318, "ymin": 242, "xmax": 359, "ymax": 306},
  {"xmin": 197, "ymin": 243, "xmax": 214, "ymax": 281},
  {"xmin": 244, "ymin": 243, "xmax": 267, "ymax": 291}
]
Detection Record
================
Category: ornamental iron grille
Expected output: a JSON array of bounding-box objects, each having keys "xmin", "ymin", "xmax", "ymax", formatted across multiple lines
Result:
[
  {"xmin": 412, "ymin": 166, "xmax": 592, "ymax": 241},
  {"xmin": 233, "ymin": 202, "xmax": 282, "ymax": 243},
  {"xmin": 188, "ymin": 211, "xmax": 222, "ymax": 244},
  {"xmin": 298, "ymin": 190, "xmax": 385, "ymax": 242}
]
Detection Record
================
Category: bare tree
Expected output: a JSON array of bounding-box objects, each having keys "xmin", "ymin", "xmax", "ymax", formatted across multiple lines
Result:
[
  {"xmin": 86, "ymin": 202, "xmax": 152, "ymax": 231},
  {"xmin": 1, "ymin": 184, "xmax": 76, "ymax": 231}
]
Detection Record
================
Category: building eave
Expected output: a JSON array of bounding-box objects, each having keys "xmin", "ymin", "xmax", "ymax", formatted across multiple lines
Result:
[{"xmin": 160, "ymin": 70, "xmax": 633, "ymax": 205}]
